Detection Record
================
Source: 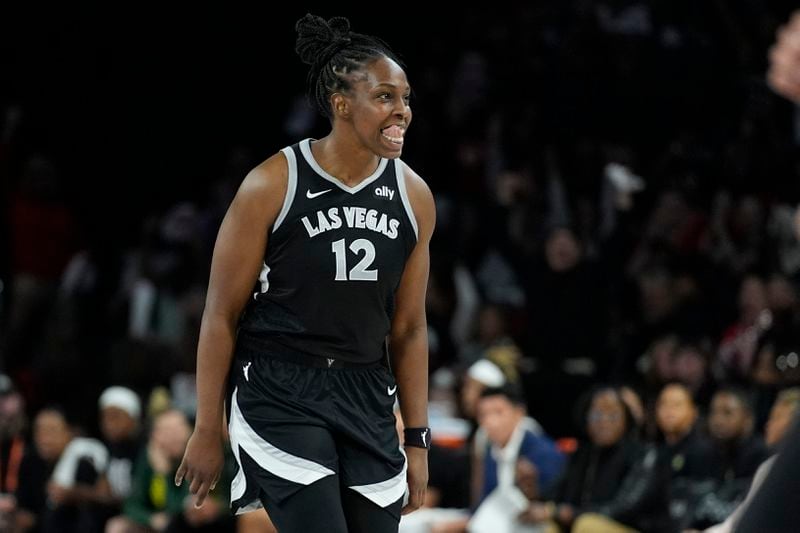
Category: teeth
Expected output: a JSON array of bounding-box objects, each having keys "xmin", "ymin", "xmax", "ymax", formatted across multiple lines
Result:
[
  {"xmin": 381, "ymin": 125, "xmax": 405, "ymax": 143},
  {"xmin": 381, "ymin": 132, "xmax": 404, "ymax": 144}
]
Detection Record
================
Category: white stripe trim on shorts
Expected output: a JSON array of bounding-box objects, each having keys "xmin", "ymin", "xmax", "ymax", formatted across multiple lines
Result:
[
  {"xmin": 229, "ymin": 386, "xmax": 335, "ymax": 502},
  {"xmin": 347, "ymin": 448, "xmax": 408, "ymax": 508}
]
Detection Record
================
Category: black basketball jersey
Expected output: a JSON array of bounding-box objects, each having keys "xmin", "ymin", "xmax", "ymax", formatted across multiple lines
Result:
[{"xmin": 237, "ymin": 138, "xmax": 418, "ymax": 364}]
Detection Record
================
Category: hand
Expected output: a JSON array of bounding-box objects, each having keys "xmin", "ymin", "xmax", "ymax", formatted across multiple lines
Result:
[
  {"xmin": 148, "ymin": 441, "xmax": 172, "ymax": 475},
  {"xmin": 174, "ymin": 427, "xmax": 224, "ymax": 508},
  {"xmin": 519, "ymin": 502, "xmax": 552, "ymax": 523},
  {"xmin": 46, "ymin": 483, "xmax": 71, "ymax": 506},
  {"xmin": 556, "ymin": 503, "xmax": 574, "ymax": 524},
  {"xmin": 768, "ymin": 10, "xmax": 800, "ymax": 103},
  {"xmin": 515, "ymin": 458, "xmax": 540, "ymax": 501},
  {"xmin": 402, "ymin": 447, "xmax": 428, "ymax": 515},
  {"xmin": 184, "ymin": 496, "xmax": 221, "ymax": 526}
]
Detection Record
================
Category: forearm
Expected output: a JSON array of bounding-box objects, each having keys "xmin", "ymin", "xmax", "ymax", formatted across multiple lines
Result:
[
  {"xmin": 391, "ymin": 325, "xmax": 429, "ymax": 428},
  {"xmin": 194, "ymin": 311, "xmax": 237, "ymax": 432}
]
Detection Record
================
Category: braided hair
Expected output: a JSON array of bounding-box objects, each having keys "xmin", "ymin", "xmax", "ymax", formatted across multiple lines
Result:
[{"xmin": 294, "ymin": 13, "xmax": 404, "ymax": 121}]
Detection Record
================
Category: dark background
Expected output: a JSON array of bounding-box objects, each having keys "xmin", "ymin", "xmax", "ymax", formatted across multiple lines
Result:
[{"xmin": 3, "ymin": 1, "xmax": 800, "ymax": 435}]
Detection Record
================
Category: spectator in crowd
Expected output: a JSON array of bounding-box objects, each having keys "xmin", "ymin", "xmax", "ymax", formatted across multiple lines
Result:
[
  {"xmin": 458, "ymin": 303, "xmax": 523, "ymax": 371},
  {"xmin": 474, "ymin": 386, "xmax": 565, "ymax": 505},
  {"xmin": 5, "ymin": 154, "xmax": 79, "ymax": 382},
  {"xmin": 106, "ymin": 409, "xmax": 191, "ymax": 533},
  {"xmin": 715, "ymin": 274, "xmax": 770, "ymax": 384},
  {"xmin": 689, "ymin": 387, "xmax": 768, "ymax": 529},
  {"xmin": 696, "ymin": 387, "xmax": 800, "ymax": 533},
  {"xmin": 93, "ymin": 386, "xmax": 143, "ymax": 524},
  {"xmin": 460, "ymin": 358, "xmax": 513, "ymax": 422},
  {"xmin": 654, "ymin": 382, "xmax": 715, "ymax": 530},
  {"xmin": 521, "ymin": 386, "xmax": 673, "ymax": 533},
  {"xmin": 15, "ymin": 406, "xmax": 106, "ymax": 533},
  {"xmin": 428, "ymin": 385, "xmax": 564, "ymax": 533}
]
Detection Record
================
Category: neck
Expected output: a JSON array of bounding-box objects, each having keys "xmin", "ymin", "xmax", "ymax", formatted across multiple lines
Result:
[
  {"xmin": 665, "ymin": 426, "xmax": 691, "ymax": 445},
  {"xmin": 312, "ymin": 132, "xmax": 381, "ymax": 187}
]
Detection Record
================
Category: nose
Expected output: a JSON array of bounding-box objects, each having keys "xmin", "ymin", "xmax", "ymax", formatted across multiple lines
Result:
[{"xmin": 392, "ymin": 95, "xmax": 410, "ymax": 119}]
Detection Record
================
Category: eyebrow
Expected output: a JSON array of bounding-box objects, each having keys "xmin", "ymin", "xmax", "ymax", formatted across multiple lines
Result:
[{"xmin": 373, "ymin": 83, "xmax": 412, "ymax": 92}]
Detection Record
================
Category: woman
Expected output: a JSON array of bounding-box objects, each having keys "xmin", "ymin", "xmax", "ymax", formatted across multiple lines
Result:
[{"xmin": 174, "ymin": 13, "xmax": 435, "ymax": 533}]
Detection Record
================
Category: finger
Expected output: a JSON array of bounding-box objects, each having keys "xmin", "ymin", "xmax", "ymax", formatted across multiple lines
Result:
[
  {"xmin": 401, "ymin": 490, "xmax": 424, "ymax": 515},
  {"xmin": 189, "ymin": 473, "xmax": 204, "ymax": 495},
  {"xmin": 175, "ymin": 460, "xmax": 187, "ymax": 486},
  {"xmin": 193, "ymin": 482, "xmax": 210, "ymax": 508}
]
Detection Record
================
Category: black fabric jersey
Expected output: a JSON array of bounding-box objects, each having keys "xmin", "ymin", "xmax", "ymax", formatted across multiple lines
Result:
[{"xmin": 237, "ymin": 139, "xmax": 418, "ymax": 364}]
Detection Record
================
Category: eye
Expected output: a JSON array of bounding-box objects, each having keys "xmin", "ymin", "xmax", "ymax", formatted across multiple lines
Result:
[{"xmin": 377, "ymin": 93, "xmax": 391, "ymax": 100}]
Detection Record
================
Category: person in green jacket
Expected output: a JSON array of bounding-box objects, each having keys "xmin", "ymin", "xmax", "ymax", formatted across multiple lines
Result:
[{"xmin": 106, "ymin": 409, "xmax": 191, "ymax": 532}]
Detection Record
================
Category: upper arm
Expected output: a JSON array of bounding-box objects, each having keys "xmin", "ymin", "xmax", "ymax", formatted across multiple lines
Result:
[
  {"xmin": 204, "ymin": 152, "xmax": 288, "ymax": 324},
  {"xmin": 391, "ymin": 161, "xmax": 436, "ymax": 336}
]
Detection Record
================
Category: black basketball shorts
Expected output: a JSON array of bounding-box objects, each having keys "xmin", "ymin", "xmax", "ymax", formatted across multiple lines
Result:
[{"xmin": 227, "ymin": 335, "xmax": 407, "ymax": 516}]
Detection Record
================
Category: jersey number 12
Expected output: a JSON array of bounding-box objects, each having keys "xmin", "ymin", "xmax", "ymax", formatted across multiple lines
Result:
[{"xmin": 331, "ymin": 238, "xmax": 378, "ymax": 281}]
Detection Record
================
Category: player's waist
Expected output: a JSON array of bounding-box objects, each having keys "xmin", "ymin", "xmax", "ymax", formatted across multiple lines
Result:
[{"xmin": 235, "ymin": 331, "xmax": 386, "ymax": 370}]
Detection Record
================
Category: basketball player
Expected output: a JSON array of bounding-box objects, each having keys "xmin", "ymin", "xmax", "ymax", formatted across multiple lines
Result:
[
  {"xmin": 734, "ymin": 9, "xmax": 800, "ymax": 533},
  {"xmin": 768, "ymin": 10, "xmax": 800, "ymax": 103},
  {"xmin": 173, "ymin": 13, "xmax": 434, "ymax": 533}
]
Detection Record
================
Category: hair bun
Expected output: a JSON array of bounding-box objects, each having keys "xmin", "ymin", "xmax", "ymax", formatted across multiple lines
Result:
[
  {"xmin": 327, "ymin": 16, "xmax": 351, "ymax": 37},
  {"xmin": 295, "ymin": 13, "xmax": 353, "ymax": 66}
]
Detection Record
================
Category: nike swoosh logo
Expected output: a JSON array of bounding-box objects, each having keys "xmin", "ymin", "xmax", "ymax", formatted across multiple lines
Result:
[
  {"xmin": 306, "ymin": 188, "xmax": 332, "ymax": 199},
  {"xmin": 387, "ymin": 385, "xmax": 397, "ymax": 395}
]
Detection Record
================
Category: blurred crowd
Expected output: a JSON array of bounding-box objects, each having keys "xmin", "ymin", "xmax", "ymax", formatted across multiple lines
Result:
[{"xmin": 3, "ymin": 1, "xmax": 800, "ymax": 532}]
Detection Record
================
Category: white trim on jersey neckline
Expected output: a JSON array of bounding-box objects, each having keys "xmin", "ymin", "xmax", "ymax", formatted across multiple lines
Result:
[
  {"xmin": 299, "ymin": 138, "xmax": 388, "ymax": 195},
  {"xmin": 394, "ymin": 158, "xmax": 418, "ymax": 240},
  {"xmin": 273, "ymin": 147, "xmax": 299, "ymax": 232}
]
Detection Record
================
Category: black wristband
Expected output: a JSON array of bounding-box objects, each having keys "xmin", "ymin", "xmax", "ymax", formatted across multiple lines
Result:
[{"xmin": 403, "ymin": 427, "xmax": 431, "ymax": 449}]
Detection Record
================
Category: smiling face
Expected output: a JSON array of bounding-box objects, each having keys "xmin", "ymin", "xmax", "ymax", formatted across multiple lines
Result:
[{"xmin": 334, "ymin": 56, "xmax": 412, "ymax": 159}]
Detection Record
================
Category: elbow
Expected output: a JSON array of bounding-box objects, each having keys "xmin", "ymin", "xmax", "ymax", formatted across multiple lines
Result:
[
  {"xmin": 390, "ymin": 322, "xmax": 427, "ymax": 344},
  {"xmin": 202, "ymin": 302, "xmax": 243, "ymax": 332}
]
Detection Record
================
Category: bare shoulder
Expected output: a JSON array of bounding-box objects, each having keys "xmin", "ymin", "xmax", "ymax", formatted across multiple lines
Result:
[
  {"xmin": 230, "ymin": 150, "xmax": 289, "ymax": 228},
  {"xmin": 238, "ymin": 151, "xmax": 288, "ymax": 201},
  {"xmin": 397, "ymin": 159, "xmax": 436, "ymax": 242}
]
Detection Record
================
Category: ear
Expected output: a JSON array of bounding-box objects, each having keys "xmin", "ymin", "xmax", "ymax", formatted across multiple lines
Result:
[{"xmin": 331, "ymin": 93, "xmax": 350, "ymax": 118}]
